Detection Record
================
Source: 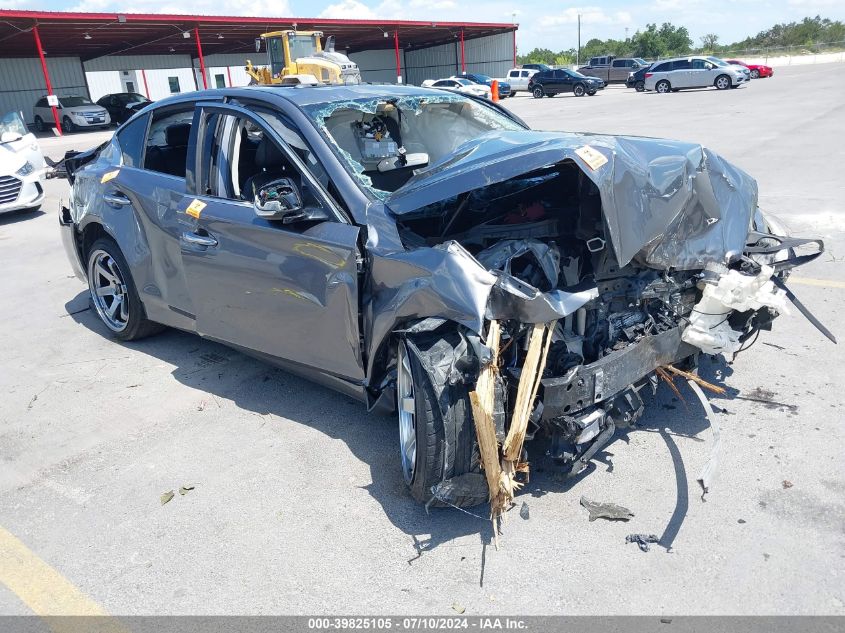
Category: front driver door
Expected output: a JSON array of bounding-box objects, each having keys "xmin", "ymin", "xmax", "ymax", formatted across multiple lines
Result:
[{"xmin": 178, "ymin": 102, "xmax": 365, "ymax": 383}]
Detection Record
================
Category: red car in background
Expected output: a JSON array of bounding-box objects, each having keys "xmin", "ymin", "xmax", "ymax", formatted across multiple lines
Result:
[{"xmin": 726, "ymin": 59, "xmax": 773, "ymax": 79}]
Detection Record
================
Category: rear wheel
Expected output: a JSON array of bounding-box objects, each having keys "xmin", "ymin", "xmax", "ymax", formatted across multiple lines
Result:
[
  {"xmin": 750, "ymin": 69, "xmax": 760, "ymax": 79},
  {"xmin": 573, "ymin": 83, "xmax": 586, "ymax": 97},
  {"xmin": 656, "ymin": 80, "xmax": 671, "ymax": 94},
  {"xmin": 715, "ymin": 74, "xmax": 731, "ymax": 90},
  {"xmin": 34, "ymin": 116, "xmax": 44, "ymax": 132},
  {"xmin": 532, "ymin": 86, "xmax": 544, "ymax": 99},
  {"xmin": 635, "ymin": 80, "xmax": 645, "ymax": 92},
  {"xmin": 87, "ymin": 237, "xmax": 163, "ymax": 341},
  {"xmin": 397, "ymin": 333, "xmax": 477, "ymax": 506}
]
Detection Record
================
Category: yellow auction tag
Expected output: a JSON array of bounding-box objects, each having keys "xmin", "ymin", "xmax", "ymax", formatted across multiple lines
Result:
[
  {"xmin": 100, "ymin": 169, "xmax": 119, "ymax": 183},
  {"xmin": 186, "ymin": 199, "xmax": 207, "ymax": 219},
  {"xmin": 574, "ymin": 145, "xmax": 608, "ymax": 171}
]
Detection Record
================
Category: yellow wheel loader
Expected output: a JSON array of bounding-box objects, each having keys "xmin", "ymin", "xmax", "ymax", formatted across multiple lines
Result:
[{"xmin": 246, "ymin": 31, "xmax": 362, "ymax": 85}]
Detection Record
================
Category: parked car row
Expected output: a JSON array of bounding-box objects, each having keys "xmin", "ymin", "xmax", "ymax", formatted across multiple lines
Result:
[{"xmin": 32, "ymin": 93, "xmax": 153, "ymax": 133}]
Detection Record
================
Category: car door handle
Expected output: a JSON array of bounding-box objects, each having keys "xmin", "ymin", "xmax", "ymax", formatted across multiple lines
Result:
[
  {"xmin": 181, "ymin": 231, "xmax": 218, "ymax": 247},
  {"xmin": 103, "ymin": 192, "xmax": 131, "ymax": 208}
]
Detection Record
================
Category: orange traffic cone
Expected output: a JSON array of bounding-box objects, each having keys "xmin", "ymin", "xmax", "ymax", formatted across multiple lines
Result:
[{"xmin": 491, "ymin": 79, "xmax": 499, "ymax": 102}]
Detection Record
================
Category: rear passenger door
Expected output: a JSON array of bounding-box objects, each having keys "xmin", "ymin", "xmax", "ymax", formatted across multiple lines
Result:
[
  {"xmin": 670, "ymin": 59, "xmax": 692, "ymax": 88},
  {"xmin": 102, "ymin": 104, "xmax": 201, "ymax": 327},
  {"xmin": 178, "ymin": 101, "xmax": 364, "ymax": 382}
]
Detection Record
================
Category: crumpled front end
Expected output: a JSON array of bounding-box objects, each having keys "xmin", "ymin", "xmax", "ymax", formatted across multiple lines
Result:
[{"xmin": 382, "ymin": 130, "xmax": 833, "ymax": 508}]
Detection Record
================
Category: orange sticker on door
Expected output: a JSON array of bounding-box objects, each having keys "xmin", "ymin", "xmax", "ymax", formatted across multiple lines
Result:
[
  {"xmin": 186, "ymin": 199, "xmax": 207, "ymax": 219},
  {"xmin": 100, "ymin": 169, "xmax": 120, "ymax": 183},
  {"xmin": 574, "ymin": 145, "xmax": 608, "ymax": 171}
]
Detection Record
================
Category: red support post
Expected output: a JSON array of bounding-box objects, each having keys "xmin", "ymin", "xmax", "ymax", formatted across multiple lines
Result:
[
  {"xmin": 194, "ymin": 27, "xmax": 207, "ymax": 90},
  {"xmin": 141, "ymin": 69, "xmax": 150, "ymax": 99},
  {"xmin": 460, "ymin": 28, "xmax": 466, "ymax": 73},
  {"xmin": 512, "ymin": 28, "xmax": 517, "ymax": 67},
  {"xmin": 394, "ymin": 31, "xmax": 401, "ymax": 84},
  {"xmin": 32, "ymin": 25, "xmax": 62, "ymax": 135},
  {"xmin": 226, "ymin": 66, "xmax": 233, "ymax": 87}
]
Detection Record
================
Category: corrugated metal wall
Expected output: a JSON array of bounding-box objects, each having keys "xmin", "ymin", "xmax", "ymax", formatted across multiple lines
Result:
[
  {"xmin": 464, "ymin": 32, "xmax": 513, "ymax": 77},
  {"xmin": 348, "ymin": 49, "xmax": 405, "ymax": 83},
  {"xmin": 0, "ymin": 57, "xmax": 89, "ymax": 124},
  {"xmin": 405, "ymin": 41, "xmax": 460, "ymax": 86},
  {"xmin": 404, "ymin": 32, "xmax": 513, "ymax": 85},
  {"xmin": 83, "ymin": 54, "xmax": 193, "ymax": 72}
]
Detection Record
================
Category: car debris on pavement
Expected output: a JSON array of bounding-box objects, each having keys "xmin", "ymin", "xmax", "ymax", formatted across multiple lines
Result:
[
  {"xmin": 626, "ymin": 533, "xmax": 660, "ymax": 552},
  {"xmin": 580, "ymin": 496, "xmax": 634, "ymax": 522}
]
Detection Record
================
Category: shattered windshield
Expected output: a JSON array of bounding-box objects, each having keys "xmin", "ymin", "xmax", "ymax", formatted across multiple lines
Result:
[{"xmin": 302, "ymin": 94, "xmax": 525, "ymax": 198}]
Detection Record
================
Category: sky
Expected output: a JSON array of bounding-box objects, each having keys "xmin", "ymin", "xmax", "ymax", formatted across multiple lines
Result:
[{"xmin": 1, "ymin": 0, "xmax": 844, "ymax": 52}]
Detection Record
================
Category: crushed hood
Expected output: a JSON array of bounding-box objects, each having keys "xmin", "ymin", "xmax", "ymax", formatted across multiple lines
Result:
[{"xmin": 386, "ymin": 130, "xmax": 758, "ymax": 270}]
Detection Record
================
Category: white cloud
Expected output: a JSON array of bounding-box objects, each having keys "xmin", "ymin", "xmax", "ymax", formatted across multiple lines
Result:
[
  {"xmin": 537, "ymin": 6, "xmax": 632, "ymax": 30},
  {"xmin": 319, "ymin": 0, "xmax": 455, "ymax": 20},
  {"xmin": 319, "ymin": 0, "xmax": 378, "ymax": 19}
]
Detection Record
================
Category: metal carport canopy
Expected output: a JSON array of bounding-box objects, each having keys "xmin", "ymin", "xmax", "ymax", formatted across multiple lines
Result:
[{"xmin": 0, "ymin": 10, "xmax": 516, "ymax": 59}]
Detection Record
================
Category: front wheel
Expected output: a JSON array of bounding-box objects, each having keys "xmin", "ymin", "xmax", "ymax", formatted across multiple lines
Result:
[
  {"xmin": 635, "ymin": 80, "xmax": 645, "ymax": 92},
  {"xmin": 715, "ymin": 74, "xmax": 731, "ymax": 90},
  {"xmin": 87, "ymin": 237, "xmax": 163, "ymax": 341},
  {"xmin": 61, "ymin": 116, "xmax": 76, "ymax": 133},
  {"xmin": 573, "ymin": 83, "xmax": 586, "ymax": 97},
  {"xmin": 587, "ymin": 90, "xmax": 597, "ymax": 96},
  {"xmin": 397, "ymin": 333, "xmax": 478, "ymax": 506},
  {"xmin": 750, "ymin": 69, "xmax": 760, "ymax": 79},
  {"xmin": 532, "ymin": 86, "xmax": 544, "ymax": 99},
  {"xmin": 656, "ymin": 80, "xmax": 671, "ymax": 94}
]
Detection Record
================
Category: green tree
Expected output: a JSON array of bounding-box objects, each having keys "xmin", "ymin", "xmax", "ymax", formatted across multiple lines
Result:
[
  {"xmin": 700, "ymin": 33, "xmax": 719, "ymax": 51},
  {"xmin": 658, "ymin": 22, "xmax": 693, "ymax": 54},
  {"xmin": 630, "ymin": 24, "xmax": 666, "ymax": 58}
]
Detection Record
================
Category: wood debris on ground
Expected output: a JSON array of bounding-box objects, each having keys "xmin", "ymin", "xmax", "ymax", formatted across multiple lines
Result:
[{"xmin": 469, "ymin": 319, "xmax": 556, "ymax": 548}]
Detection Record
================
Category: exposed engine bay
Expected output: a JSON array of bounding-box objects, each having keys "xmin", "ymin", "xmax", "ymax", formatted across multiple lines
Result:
[{"xmin": 392, "ymin": 157, "xmax": 832, "ymax": 490}]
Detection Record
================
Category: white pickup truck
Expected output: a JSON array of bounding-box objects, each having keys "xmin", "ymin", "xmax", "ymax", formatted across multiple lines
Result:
[{"xmin": 503, "ymin": 67, "xmax": 539, "ymax": 94}]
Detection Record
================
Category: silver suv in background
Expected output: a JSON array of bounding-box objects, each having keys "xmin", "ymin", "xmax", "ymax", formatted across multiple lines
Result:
[
  {"xmin": 644, "ymin": 56, "xmax": 746, "ymax": 93},
  {"xmin": 505, "ymin": 68, "xmax": 539, "ymax": 94}
]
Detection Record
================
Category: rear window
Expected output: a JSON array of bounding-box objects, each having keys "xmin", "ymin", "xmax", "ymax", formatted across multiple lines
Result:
[
  {"xmin": 672, "ymin": 59, "xmax": 692, "ymax": 70},
  {"xmin": 652, "ymin": 62, "xmax": 670, "ymax": 73}
]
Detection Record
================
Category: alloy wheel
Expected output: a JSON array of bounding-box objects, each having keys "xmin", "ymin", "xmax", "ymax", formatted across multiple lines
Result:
[
  {"xmin": 397, "ymin": 341, "xmax": 417, "ymax": 485},
  {"xmin": 88, "ymin": 249, "xmax": 130, "ymax": 332}
]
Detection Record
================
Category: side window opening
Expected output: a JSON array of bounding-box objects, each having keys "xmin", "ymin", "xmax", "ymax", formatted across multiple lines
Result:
[
  {"xmin": 143, "ymin": 108, "xmax": 193, "ymax": 178},
  {"xmin": 205, "ymin": 112, "xmax": 326, "ymax": 216}
]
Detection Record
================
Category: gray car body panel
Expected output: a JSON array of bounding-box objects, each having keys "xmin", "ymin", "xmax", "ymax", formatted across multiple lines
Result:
[{"xmin": 61, "ymin": 85, "xmax": 761, "ymax": 405}]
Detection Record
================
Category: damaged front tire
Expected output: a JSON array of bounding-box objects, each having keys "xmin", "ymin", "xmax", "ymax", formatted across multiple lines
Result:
[{"xmin": 398, "ymin": 333, "xmax": 477, "ymax": 506}]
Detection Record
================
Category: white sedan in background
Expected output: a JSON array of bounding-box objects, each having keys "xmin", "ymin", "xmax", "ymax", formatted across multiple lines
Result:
[
  {"xmin": 421, "ymin": 78, "xmax": 492, "ymax": 99},
  {"xmin": 0, "ymin": 110, "xmax": 46, "ymax": 215}
]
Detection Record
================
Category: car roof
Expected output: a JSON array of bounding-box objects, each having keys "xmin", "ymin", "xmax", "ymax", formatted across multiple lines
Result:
[{"xmin": 148, "ymin": 84, "xmax": 455, "ymax": 110}]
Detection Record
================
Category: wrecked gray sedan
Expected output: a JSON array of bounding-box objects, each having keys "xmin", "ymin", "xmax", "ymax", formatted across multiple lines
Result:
[{"xmin": 59, "ymin": 84, "xmax": 832, "ymax": 509}]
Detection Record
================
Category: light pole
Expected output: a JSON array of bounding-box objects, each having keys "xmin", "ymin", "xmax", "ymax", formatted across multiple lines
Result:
[{"xmin": 577, "ymin": 13, "xmax": 581, "ymax": 67}]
